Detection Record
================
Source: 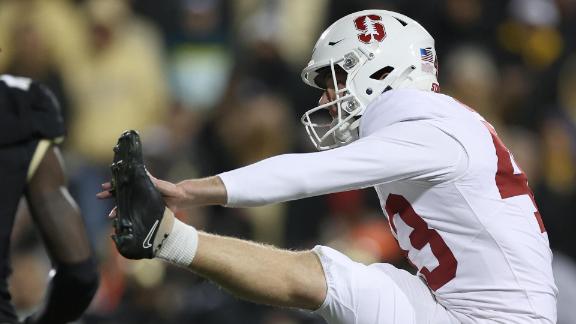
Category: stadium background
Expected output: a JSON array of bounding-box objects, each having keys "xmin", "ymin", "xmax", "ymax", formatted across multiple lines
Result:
[{"xmin": 1, "ymin": 0, "xmax": 575, "ymax": 323}]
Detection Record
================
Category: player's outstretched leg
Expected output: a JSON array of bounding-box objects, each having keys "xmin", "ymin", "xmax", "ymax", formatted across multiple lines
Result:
[
  {"xmin": 155, "ymin": 215, "xmax": 327, "ymax": 310},
  {"xmin": 150, "ymin": 219, "xmax": 453, "ymax": 324}
]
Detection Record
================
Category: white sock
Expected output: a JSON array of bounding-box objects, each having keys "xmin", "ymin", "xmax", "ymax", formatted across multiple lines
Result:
[{"xmin": 157, "ymin": 218, "xmax": 198, "ymax": 267}]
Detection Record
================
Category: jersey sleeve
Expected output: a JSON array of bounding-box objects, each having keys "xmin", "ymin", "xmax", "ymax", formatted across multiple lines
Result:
[
  {"xmin": 28, "ymin": 82, "xmax": 66, "ymax": 142},
  {"xmin": 0, "ymin": 76, "xmax": 65, "ymax": 146},
  {"xmin": 218, "ymin": 120, "xmax": 468, "ymax": 207}
]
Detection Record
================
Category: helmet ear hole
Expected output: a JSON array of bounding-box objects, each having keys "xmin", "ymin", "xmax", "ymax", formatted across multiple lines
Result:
[{"xmin": 370, "ymin": 66, "xmax": 394, "ymax": 80}]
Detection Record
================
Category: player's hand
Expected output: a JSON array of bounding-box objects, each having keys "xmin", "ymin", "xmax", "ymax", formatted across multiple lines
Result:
[
  {"xmin": 146, "ymin": 172, "xmax": 186, "ymax": 213},
  {"xmin": 97, "ymin": 174, "xmax": 185, "ymax": 213}
]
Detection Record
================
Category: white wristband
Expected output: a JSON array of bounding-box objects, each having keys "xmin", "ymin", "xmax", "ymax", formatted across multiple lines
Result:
[{"xmin": 156, "ymin": 218, "xmax": 198, "ymax": 267}]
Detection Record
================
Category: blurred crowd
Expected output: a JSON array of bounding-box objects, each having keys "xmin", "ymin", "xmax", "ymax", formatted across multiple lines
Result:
[{"xmin": 2, "ymin": 0, "xmax": 576, "ymax": 323}]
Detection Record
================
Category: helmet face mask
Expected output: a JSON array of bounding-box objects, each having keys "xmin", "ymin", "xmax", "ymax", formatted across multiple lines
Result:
[
  {"xmin": 301, "ymin": 59, "xmax": 362, "ymax": 150},
  {"xmin": 301, "ymin": 10, "xmax": 439, "ymax": 150}
]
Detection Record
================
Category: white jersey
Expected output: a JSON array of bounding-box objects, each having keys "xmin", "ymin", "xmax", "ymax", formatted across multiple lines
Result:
[{"xmin": 219, "ymin": 89, "xmax": 558, "ymax": 323}]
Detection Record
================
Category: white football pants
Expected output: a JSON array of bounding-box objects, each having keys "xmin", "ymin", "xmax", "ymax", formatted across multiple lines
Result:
[{"xmin": 312, "ymin": 245, "xmax": 460, "ymax": 324}]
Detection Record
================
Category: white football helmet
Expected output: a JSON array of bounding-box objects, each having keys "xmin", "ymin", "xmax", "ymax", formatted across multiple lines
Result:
[{"xmin": 301, "ymin": 10, "xmax": 439, "ymax": 150}]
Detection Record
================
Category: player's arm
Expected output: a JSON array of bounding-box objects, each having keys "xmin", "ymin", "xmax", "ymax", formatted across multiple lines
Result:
[
  {"xmin": 218, "ymin": 120, "xmax": 467, "ymax": 207},
  {"xmin": 99, "ymin": 120, "xmax": 467, "ymax": 209},
  {"xmin": 138, "ymin": 121, "xmax": 464, "ymax": 210},
  {"xmin": 24, "ymin": 145, "xmax": 98, "ymax": 324},
  {"xmin": 98, "ymin": 174, "xmax": 226, "ymax": 213}
]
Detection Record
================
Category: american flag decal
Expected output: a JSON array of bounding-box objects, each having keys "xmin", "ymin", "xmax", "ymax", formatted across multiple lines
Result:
[{"xmin": 420, "ymin": 48, "xmax": 434, "ymax": 63}]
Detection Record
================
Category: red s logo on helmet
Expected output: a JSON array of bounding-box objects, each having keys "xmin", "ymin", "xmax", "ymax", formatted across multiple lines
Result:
[{"xmin": 354, "ymin": 15, "xmax": 386, "ymax": 44}]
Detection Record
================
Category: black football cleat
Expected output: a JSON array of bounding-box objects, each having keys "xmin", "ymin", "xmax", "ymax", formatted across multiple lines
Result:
[{"xmin": 110, "ymin": 130, "xmax": 173, "ymax": 259}]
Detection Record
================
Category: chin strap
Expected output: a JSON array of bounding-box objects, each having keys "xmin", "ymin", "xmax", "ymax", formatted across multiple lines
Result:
[
  {"xmin": 349, "ymin": 117, "xmax": 361, "ymax": 130},
  {"xmin": 334, "ymin": 117, "xmax": 361, "ymax": 144}
]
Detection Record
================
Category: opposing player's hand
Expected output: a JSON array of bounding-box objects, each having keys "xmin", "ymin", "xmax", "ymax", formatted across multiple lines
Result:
[{"xmin": 96, "ymin": 182, "xmax": 114, "ymax": 199}]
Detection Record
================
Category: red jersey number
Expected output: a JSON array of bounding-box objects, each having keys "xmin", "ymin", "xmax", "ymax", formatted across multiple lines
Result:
[
  {"xmin": 458, "ymin": 101, "xmax": 545, "ymax": 233},
  {"xmin": 385, "ymin": 194, "xmax": 457, "ymax": 290},
  {"xmin": 483, "ymin": 122, "xmax": 546, "ymax": 233}
]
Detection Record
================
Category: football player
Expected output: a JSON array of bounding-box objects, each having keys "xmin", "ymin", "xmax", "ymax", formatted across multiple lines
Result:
[
  {"xmin": 100, "ymin": 10, "xmax": 557, "ymax": 323},
  {"xmin": 0, "ymin": 75, "xmax": 98, "ymax": 324}
]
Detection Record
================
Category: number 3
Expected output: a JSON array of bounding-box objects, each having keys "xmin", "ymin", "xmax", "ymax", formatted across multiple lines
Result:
[{"xmin": 385, "ymin": 194, "xmax": 457, "ymax": 290}]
